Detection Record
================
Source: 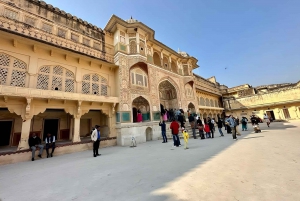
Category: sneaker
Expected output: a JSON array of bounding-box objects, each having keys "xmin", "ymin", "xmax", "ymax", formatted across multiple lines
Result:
[
  {"xmin": 38, "ymin": 154, "xmax": 42, "ymax": 158},
  {"xmin": 179, "ymin": 145, "xmax": 182, "ymax": 147}
]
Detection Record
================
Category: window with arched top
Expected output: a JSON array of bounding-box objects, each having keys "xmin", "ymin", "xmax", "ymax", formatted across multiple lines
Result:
[
  {"xmin": 185, "ymin": 84, "xmax": 193, "ymax": 98},
  {"xmin": 130, "ymin": 68, "xmax": 148, "ymax": 88},
  {"xmin": 200, "ymin": 97, "xmax": 205, "ymax": 106},
  {"xmin": 215, "ymin": 100, "xmax": 218, "ymax": 107},
  {"xmin": 36, "ymin": 65, "xmax": 75, "ymax": 92},
  {"xmin": 129, "ymin": 40, "xmax": 137, "ymax": 54},
  {"xmin": 210, "ymin": 99, "xmax": 214, "ymax": 107},
  {"xmin": 205, "ymin": 98, "xmax": 210, "ymax": 106},
  {"xmin": 153, "ymin": 52, "xmax": 161, "ymax": 67},
  {"xmin": 82, "ymin": 74, "xmax": 108, "ymax": 96},
  {"xmin": 163, "ymin": 57, "xmax": 169, "ymax": 69},
  {"xmin": 0, "ymin": 53, "xmax": 27, "ymax": 87},
  {"xmin": 139, "ymin": 40, "xmax": 145, "ymax": 56},
  {"xmin": 171, "ymin": 61, "xmax": 177, "ymax": 73}
]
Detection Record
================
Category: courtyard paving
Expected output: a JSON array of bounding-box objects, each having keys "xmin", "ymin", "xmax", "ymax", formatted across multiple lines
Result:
[{"xmin": 0, "ymin": 121, "xmax": 300, "ymax": 201}]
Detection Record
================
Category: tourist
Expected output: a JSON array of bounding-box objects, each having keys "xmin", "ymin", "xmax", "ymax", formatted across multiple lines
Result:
[
  {"xmin": 264, "ymin": 113, "xmax": 270, "ymax": 127},
  {"xmin": 137, "ymin": 109, "xmax": 142, "ymax": 122},
  {"xmin": 178, "ymin": 113, "xmax": 185, "ymax": 128},
  {"xmin": 163, "ymin": 109, "xmax": 168, "ymax": 121},
  {"xmin": 28, "ymin": 133, "xmax": 44, "ymax": 161},
  {"xmin": 182, "ymin": 129, "xmax": 189, "ymax": 149},
  {"xmin": 159, "ymin": 120, "xmax": 167, "ymax": 143},
  {"xmin": 198, "ymin": 121, "xmax": 205, "ymax": 139},
  {"xmin": 188, "ymin": 114, "xmax": 197, "ymax": 139},
  {"xmin": 217, "ymin": 117, "xmax": 224, "ymax": 137},
  {"xmin": 235, "ymin": 117, "xmax": 241, "ymax": 136},
  {"xmin": 170, "ymin": 119, "xmax": 180, "ymax": 147},
  {"xmin": 207, "ymin": 117, "xmax": 215, "ymax": 138},
  {"xmin": 204, "ymin": 118, "xmax": 211, "ymax": 138},
  {"xmin": 91, "ymin": 125, "xmax": 101, "ymax": 157},
  {"xmin": 251, "ymin": 115, "xmax": 256, "ymax": 126},
  {"xmin": 225, "ymin": 117, "xmax": 232, "ymax": 134},
  {"xmin": 45, "ymin": 133, "xmax": 55, "ymax": 158},
  {"xmin": 241, "ymin": 117, "xmax": 248, "ymax": 131},
  {"xmin": 226, "ymin": 115, "xmax": 237, "ymax": 141}
]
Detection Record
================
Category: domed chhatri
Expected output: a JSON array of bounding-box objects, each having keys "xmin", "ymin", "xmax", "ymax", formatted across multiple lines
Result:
[{"xmin": 126, "ymin": 16, "xmax": 138, "ymax": 23}]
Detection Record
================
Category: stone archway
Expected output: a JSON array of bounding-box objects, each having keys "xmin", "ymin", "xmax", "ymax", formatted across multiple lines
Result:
[
  {"xmin": 132, "ymin": 96, "xmax": 150, "ymax": 123},
  {"xmin": 146, "ymin": 127, "xmax": 153, "ymax": 141},
  {"xmin": 188, "ymin": 102, "xmax": 196, "ymax": 114},
  {"xmin": 158, "ymin": 80, "xmax": 178, "ymax": 110}
]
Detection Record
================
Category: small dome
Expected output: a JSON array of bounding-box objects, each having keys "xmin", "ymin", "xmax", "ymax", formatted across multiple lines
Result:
[
  {"xmin": 126, "ymin": 16, "xmax": 138, "ymax": 23},
  {"xmin": 178, "ymin": 51, "xmax": 189, "ymax": 57}
]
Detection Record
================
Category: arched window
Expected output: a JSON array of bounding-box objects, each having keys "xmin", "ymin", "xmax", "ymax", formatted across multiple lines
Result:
[
  {"xmin": 129, "ymin": 40, "xmax": 137, "ymax": 54},
  {"xmin": 163, "ymin": 56, "xmax": 169, "ymax": 69},
  {"xmin": 139, "ymin": 40, "xmax": 145, "ymax": 56},
  {"xmin": 153, "ymin": 52, "xmax": 161, "ymax": 67},
  {"xmin": 205, "ymin": 98, "xmax": 210, "ymax": 106},
  {"xmin": 130, "ymin": 68, "xmax": 148, "ymax": 88},
  {"xmin": 36, "ymin": 65, "xmax": 75, "ymax": 92},
  {"xmin": 0, "ymin": 53, "xmax": 27, "ymax": 87},
  {"xmin": 171, "ymin": 61, "xmax": 177, "ymax": 73},
  {"xmin": 200, "ymin": 97, "xmax": 205, "ymax": 106},
  {"xmin": 82, "ymin": 74, "xmax": 108, "ymax": 96},
  {"xmin": 215, "ymin": 100, "xmax": 218, "ymax": 107},
  {"xmin": 185, "ymin": 84, "xmax": 193, "ymax": 98},
  {"xmin": 210, "ymin": 99, "xmax": 214, "ymax": 107}
]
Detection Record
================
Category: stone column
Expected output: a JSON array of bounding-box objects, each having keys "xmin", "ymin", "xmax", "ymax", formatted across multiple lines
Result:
[
  {"xmin": 72, "ymin": 118, "xmax": 81, "ymax": 142},
  {"xmin": 69, "ymin": 117, "xmax": 74, "ymax": 140},
  {"xmin": 18, "ymin": 118, "xmax": 32, "ymax": 150}
]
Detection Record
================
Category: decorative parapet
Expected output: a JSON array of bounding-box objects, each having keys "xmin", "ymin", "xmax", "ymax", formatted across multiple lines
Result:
[
  {"xmin": 0, "ymin": 0, "xmax": 114, "ymax": 63},
  {"xmin": 0, "ymin": 85, "xmax": 119, "ymax": 103}
]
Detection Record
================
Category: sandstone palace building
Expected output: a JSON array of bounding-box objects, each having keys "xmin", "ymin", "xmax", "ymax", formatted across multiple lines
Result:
[{"xmin": 0, "ymin": 0, "xmax": 299, "ymax": 164}]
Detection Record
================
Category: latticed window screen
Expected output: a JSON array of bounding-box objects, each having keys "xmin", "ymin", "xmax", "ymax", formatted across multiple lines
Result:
[
  {"xmin": 0, "ymin": 53, "xmax": 27, "ymax": 87},
  {"xmin": 215, "ymin": 100, "xmax": 218, "ymax": 107},
  {"xmin": 81, "ymin": 74, "xmax": 108, "ymax": 96},
  {"xmin": 36, "ymin": 65, "xmax": 75, "ymax": 92},
  {"xmin": 205, "ymin": 98, "xmax": 210, "ymax": 106},
  {"xmin": 210, "ymin": 100, "xmax": 214, "ymax": 107},
  {"xmin": 200, "ymin": 97, "xmax": 205, "ymax": 106},
  {"xmin": 130, "ymin": 69, "xmax": 148, "ymax": 88},
  {"xmin": 130, "ymin": 40, "xmax": 137, "ymax": 54}
]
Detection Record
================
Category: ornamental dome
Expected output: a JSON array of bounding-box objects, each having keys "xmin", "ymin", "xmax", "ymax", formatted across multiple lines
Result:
[{"xmin": 126, "ymin": 16, "xmax": 138, "ymax": 23}]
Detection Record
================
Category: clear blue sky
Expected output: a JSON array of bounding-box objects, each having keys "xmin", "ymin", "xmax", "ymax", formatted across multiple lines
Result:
[{"xmin": 46, "ymin": 0, "xmax": 300, "ymax": 87}]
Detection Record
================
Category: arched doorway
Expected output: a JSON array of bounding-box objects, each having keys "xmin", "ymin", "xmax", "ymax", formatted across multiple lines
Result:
[
  {"xmin": 188, "ymin": 102, "xmax": 196, "ymax": 114},
  {"xmin": 132, "ymin": 96, "xmax": 150, "ymax": 123},
  {"xmin": 146, "ymin": 127, "xmax": 152, "ymax": 141},
  {"xmin": 159, "ymin": 80, "xmax": 178, "ymax": 110}
]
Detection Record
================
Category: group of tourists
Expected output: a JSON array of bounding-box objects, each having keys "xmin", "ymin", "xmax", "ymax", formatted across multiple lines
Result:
[
  {"xmin": 159, "ymin": 111, "xmax": 272, "ymax": 147},
  {"xmin": 28, "ymin": 132, "xmax": 55, "ymax": 161}
]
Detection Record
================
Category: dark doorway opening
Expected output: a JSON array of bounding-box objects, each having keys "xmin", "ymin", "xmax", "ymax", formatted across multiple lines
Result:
[
  {"xmin": 43, "ymin": 119, "xmax": 59, "ymax": 140},
  {"xmin": 132, "ymin": 108, "xmax": 137, "ymax": 123},
  {"xmin": 0, "ymin": 120, "xmax": 13, "ymax": 146},
  {"xmin": 266, "ymin": 111, "xmax": 276, "ymax": 120}
]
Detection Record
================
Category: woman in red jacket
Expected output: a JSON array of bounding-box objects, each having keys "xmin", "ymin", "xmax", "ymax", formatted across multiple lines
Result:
[{"xmin": 204, "ymin": 118, "xmax": 211, "ymax": 138}]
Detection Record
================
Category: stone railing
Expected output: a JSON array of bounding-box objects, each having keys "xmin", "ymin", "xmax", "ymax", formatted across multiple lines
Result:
[{"xmin": 0, "ymin": 85, "xmax": 119, "ymax": 103}]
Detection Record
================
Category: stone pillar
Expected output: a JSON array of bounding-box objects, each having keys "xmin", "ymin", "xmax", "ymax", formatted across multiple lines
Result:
[
  {"xmin": 72, "ymin": 118, "xmax": 81, "ymax": 142},
  {"xmin": 69, "ymin": 117, "xmax": 74, "ymax": 140},
  {"xmin": 18, "ymin": 118, "xmax": 32, "ymax": 150}
]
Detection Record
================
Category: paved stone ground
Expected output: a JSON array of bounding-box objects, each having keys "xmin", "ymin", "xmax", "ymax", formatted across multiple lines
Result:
[{"xmin": 0, "ymin": 121, "xmax": 300, "ymax": 201}]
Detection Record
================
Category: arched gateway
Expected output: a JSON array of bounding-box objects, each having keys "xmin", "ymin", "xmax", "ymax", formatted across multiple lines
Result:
[
  {"xmin": 158, "ymin": 80, "xmax": 179, "ymax": 110},
  {"xmin": 132, "ymin": 96, "xmax": 150, "ymax": 122}
]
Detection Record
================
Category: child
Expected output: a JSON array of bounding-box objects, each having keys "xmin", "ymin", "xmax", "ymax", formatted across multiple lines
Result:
[
  {"xmin": 204, "ymin": 118, "xmax": 211, "ymax": 138},
  {"xmin": 198, "ymin": 123, "xmax": 205, "ymax": 139},
  {"xmin": 182, "ymin": 128, "xmax": 189, "ymax": 149}
]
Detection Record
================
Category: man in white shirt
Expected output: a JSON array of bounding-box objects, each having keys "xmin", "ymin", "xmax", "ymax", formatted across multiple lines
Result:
[
  {"xmin": 91, "ymin": 125, "xmax": 101, "ymax": 157},
  {"xmin": 45, "ymin": 133, "xmax": 55, "ymax": 158},
  {"xmin": 263, "ymin": 113, "xmax": 270, "ymax": 127}
]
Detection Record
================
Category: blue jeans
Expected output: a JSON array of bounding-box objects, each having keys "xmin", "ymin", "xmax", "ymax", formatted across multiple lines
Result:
[
  {"xmin": 242, "ymin": 124, "xmax": 247, "ymax": 130},
  {"xmin": 162, "ymin": 131, "xmax": 167, "ymax": 142},
  {"xmin": 218, "ymin": 128, "xmax": 224, "ymax": 136},
  {"xmin": 172, "ymin": 135, "xmax": 180, "ymax": 146},
  {"xmin": 206, "ymin": 132, "xmax": 211, "ymax": 138}
]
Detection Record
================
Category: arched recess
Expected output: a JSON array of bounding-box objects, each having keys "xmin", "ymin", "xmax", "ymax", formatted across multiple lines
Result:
[
  {"xmin": 185, "ymin": 83, "xmax": 194, "ymax": 98},
  {"xmin": 215, "ymin": 100, "xmax": 218, "ymax": 107},
  {"xmin": 163, "ymin": 56, "xmax": 169, "ymax": 69},
  {"xmin": 129, "ymin": 40, "xmax": 137, "ymax": 54},
  {"xmin": 129, "ymin": 62, "xmax": 148, "ymax": 88},
  {"xmin": 145, "ymin": 127, "xmax": 153, "ymax": 141},
  {"xmin": 200, "ymin": 97, "xmax": 205, "ymax": 106},
  {"xmin": 153, "ymin": 52, "xmax": 161, "ymax": 67},
  {"xmin": 132, "ymin": 96, "xmax": 151, "ymax": 122},
  {"xmin": 210, "ymin": 99, "xmax": 214, "ymax": 107},
  {"xmin": 0, "ymin": 53, "xmax": 27, "ymax": 87},
  {"xmin": 82, "ymin": 73, "xmax": 108, "ymax": 96},
  {"xmin": 188, "ymin": 102, "xmax": 196, "ymax": 114},
  {"xmin": 158, "ymin": 80, "xmax": 178, "ymax": 110},
  {"xmin": 205, "ymin": 98, "xmax": 210, "ymax": 107},
  {"xmin": 171, "ymin": 60, "xmax": 177, "ymax": 73},
  {"xmin": 37, "ymin": 65, "xmax": 75, "ymax": 92}
]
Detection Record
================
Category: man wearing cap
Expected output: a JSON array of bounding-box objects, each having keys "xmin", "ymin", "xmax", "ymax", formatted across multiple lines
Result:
[{"xmin": 91, "ymin": 125, "xmax": 101, "ymax": 157}]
